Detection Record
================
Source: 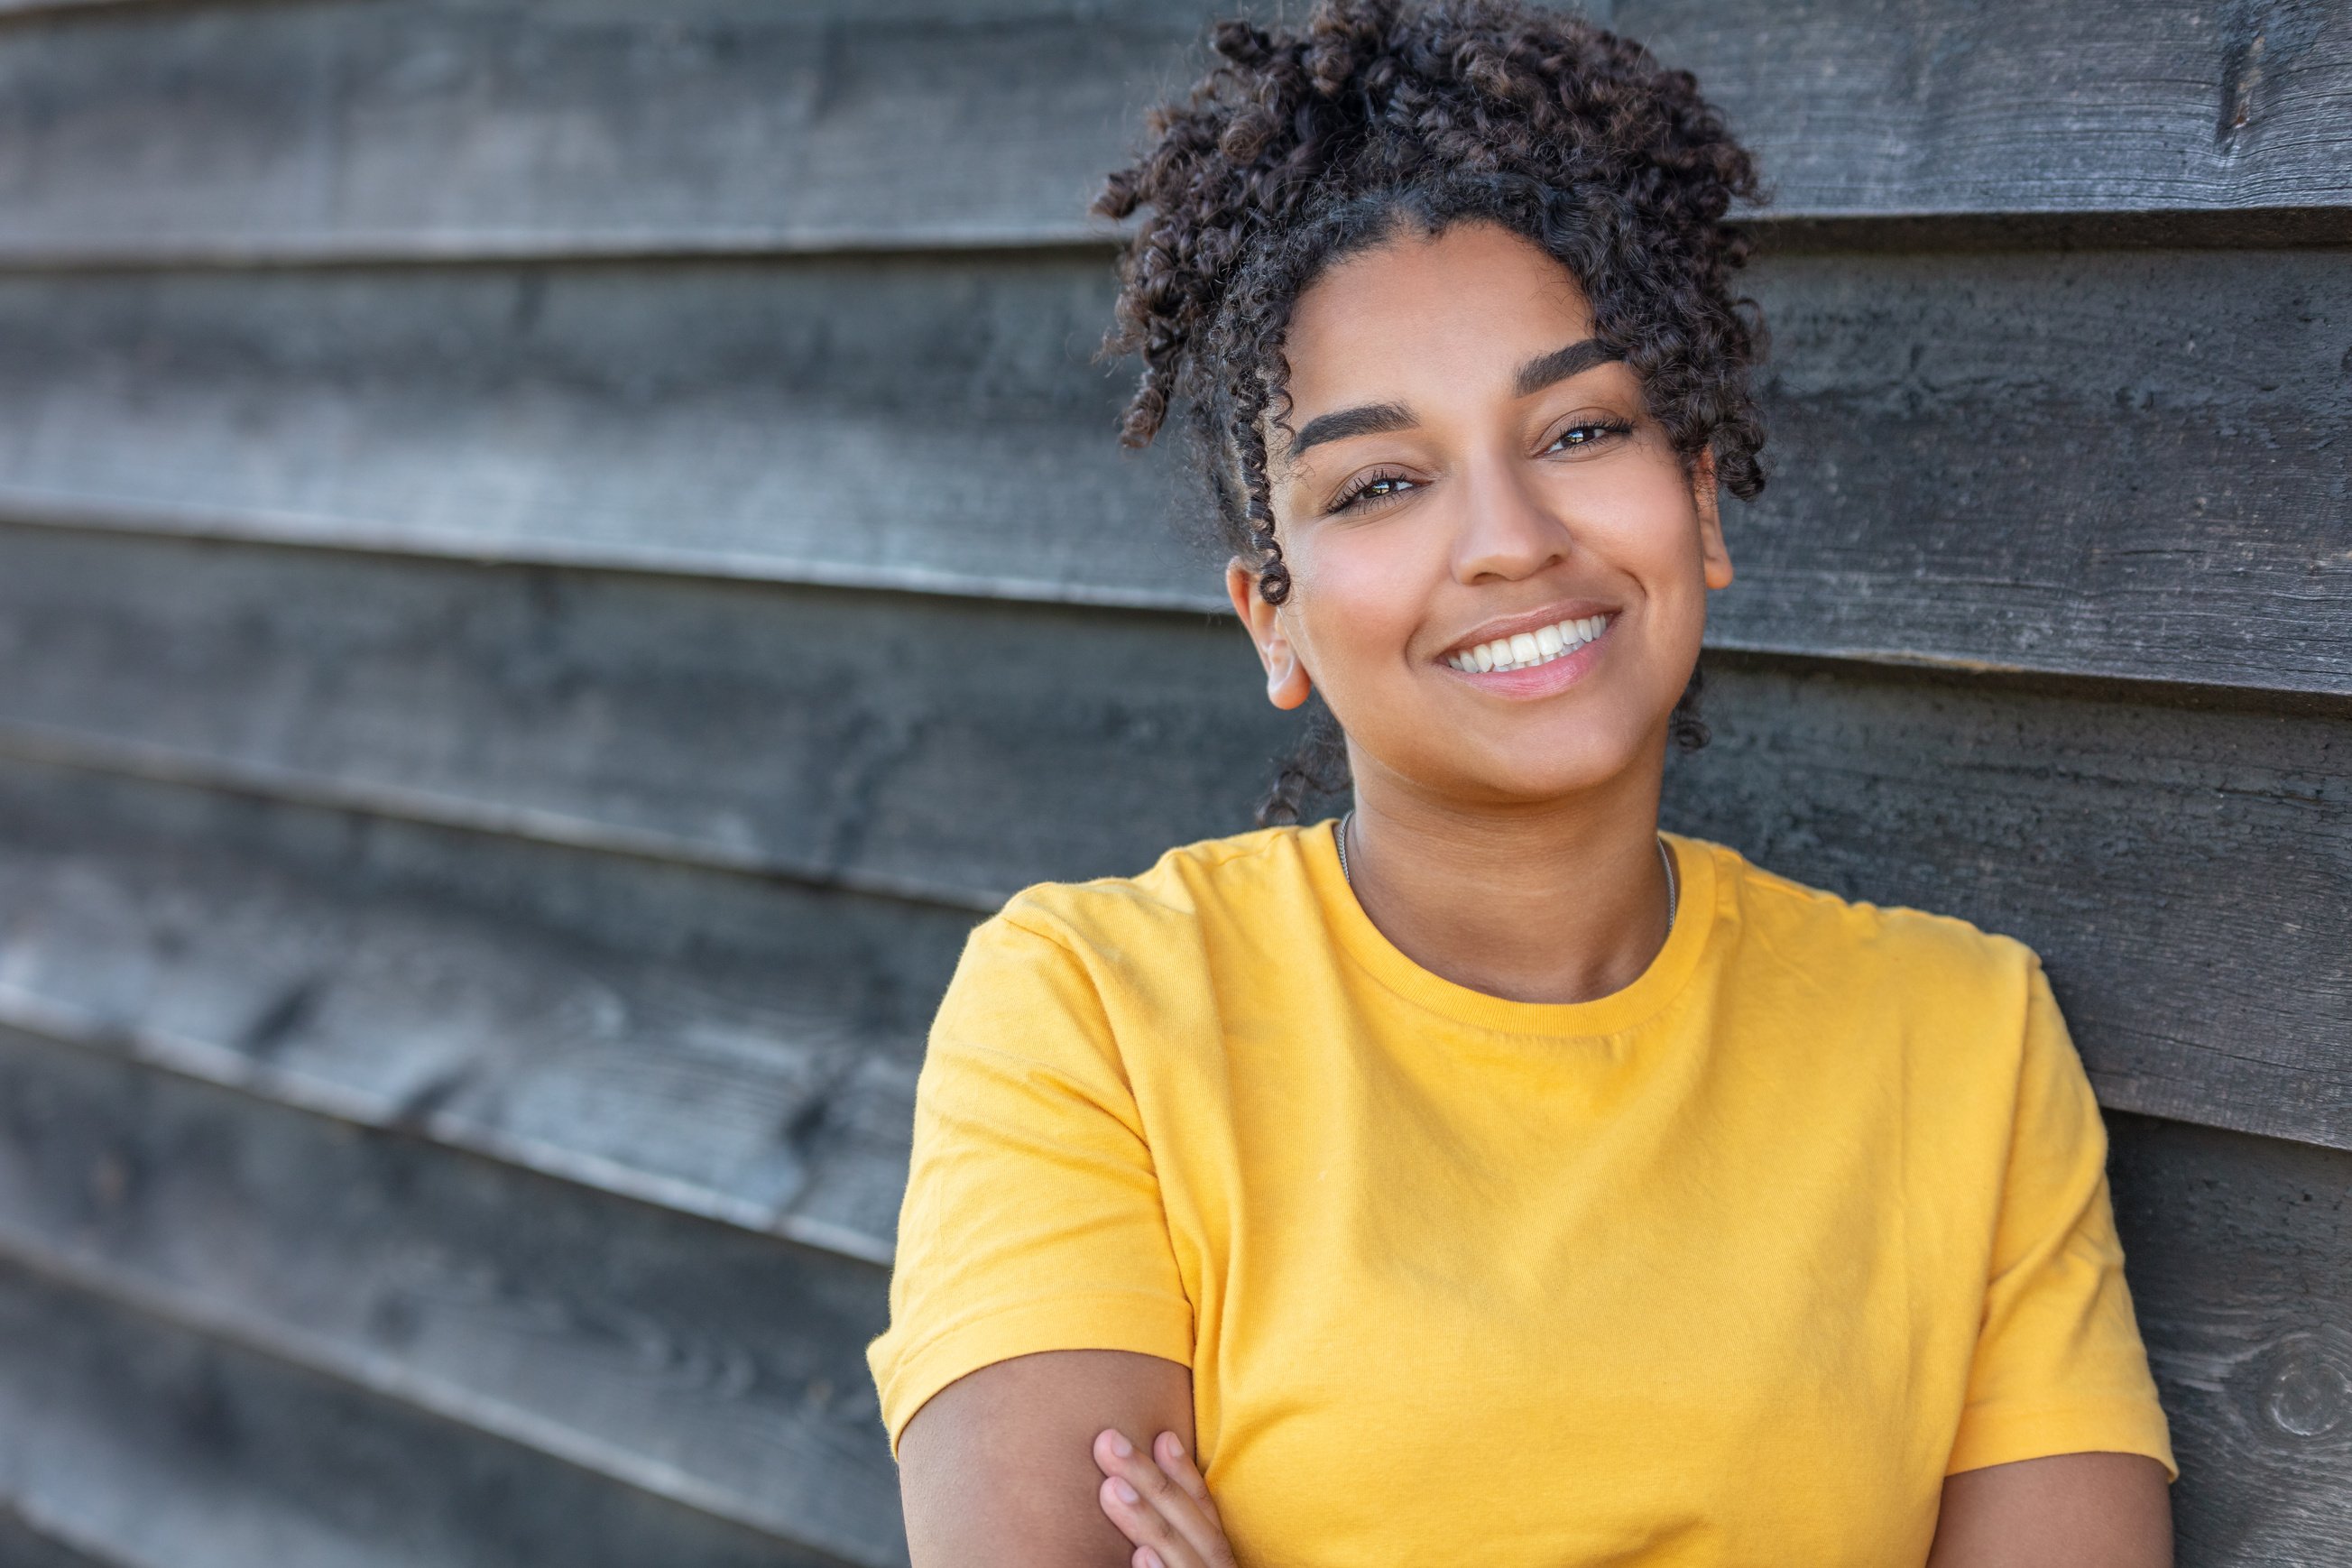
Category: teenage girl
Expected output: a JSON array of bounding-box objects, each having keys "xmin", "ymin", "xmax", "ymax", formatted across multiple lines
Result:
[{"xmin": 867, "ymin": 3, "xmax": 2176, "ymax": 1563}]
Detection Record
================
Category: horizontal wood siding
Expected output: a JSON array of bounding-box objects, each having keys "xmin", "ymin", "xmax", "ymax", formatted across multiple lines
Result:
[
  {"xmin": 0, "ymin": 1251, "xmax": 847, "ymax": 1568},
  {"xmin": 3, "ymin": 244, "xmax": 2344, "ymax": 688},
  {"xmin": 1, "ymin": 0, "xmax": 2345, "ymax": 263},
  {"xmin": 3, "ymin": 0, "xmax": 2346, "ymax": 1561}
]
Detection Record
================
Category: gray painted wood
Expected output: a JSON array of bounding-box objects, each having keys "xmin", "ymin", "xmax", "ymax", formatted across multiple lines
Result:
[
  {"xmin": 2108, "ymin": 1112, "xmax": 2352, "ymax": 1564},
  {"xmin": 4, "ymin": 245, "xmax": 2346, "ymax": 690},
  {"xmin": 0, "ymin": 1254, "xmax": 847, "ymax": 1568},
  {"xmin": 1, "ymin": 0, "xmax": 2347, "ymax": 263},
  {"xmin": 0, "ymin": 524, "xmax": 2344, "ymax": 1152},
  {"xmin": 0, "ymin": 1023, "xmax": 904, "ymax": 1565},
  {"xmin": 0, "ymin": 753, "xmax": 971, "ymax": 1262}
]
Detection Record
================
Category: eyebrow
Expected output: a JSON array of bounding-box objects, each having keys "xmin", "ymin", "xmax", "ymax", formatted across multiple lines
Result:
[
  {"xmin": 1514, "ymin": 337, "xmax": 1622, "ymax": 398},
  {"xmin": 1284, "ymin": 337, "xmax": 1625, "ymax": 459}
]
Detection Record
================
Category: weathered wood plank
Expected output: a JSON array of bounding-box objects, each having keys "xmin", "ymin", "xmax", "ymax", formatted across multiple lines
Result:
[
  {"xmin": 4, "ymin": 245, "xmax": 2346, "ymax": 690},
  {"xmin": 0, "ymin": 522, "xmax": 1293, "ymax": 906},
  {"xmin": 0, "ymin": 0, "xmax": 1188, "ymax": 263},
  {"xmin": 0, "ymin": 256, "xmax": 1213, "ymax": 613},
  {"xmin": 0, "ymin": 526, "xmax": 2344, "ymax": 1150},
  {"xmin": 1622, "ymin": 0, "xmax": 2352, "ymax": 226},
  {"xmin": 0, "ymin": 1509, "xmax": 115, "ymax": 1568},
  {"xmin": 0, "ymin": 1259, "xmax": 849, "ymax": 1568},
  {"xmin": 0, "ymin": 1023, "xmax": 904, "ymax": 1565},
  {"xmin": 0, "ymin": 0, "xmax": 2346, "ymax": 263},
  {"xmin": 2108, "ymin": 1112, "xmax": 2352, "ymax": 1564},
  {"xmin": 1712, "ymin": 244, "xmax": 2352, "ymax": 693},
  {"xmin": 0, "ymin": 752, "xmax": 970, "ymax": 1261}
]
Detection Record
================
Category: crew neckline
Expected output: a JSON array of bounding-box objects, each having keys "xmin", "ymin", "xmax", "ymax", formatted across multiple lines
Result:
[{"xmin": 1302, "ymin": 816, "xmax": 1720, "ymax": 1037}]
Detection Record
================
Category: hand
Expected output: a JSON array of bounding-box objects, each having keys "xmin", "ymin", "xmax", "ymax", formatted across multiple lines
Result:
[{"xmin": 1092, "ymin": 1427, "xmax": 1237, "ymax": 1568}]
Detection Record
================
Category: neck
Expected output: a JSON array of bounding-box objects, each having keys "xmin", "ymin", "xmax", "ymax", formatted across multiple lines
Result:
[{"xmin": 1340, "ymin": 745, "xmax": 1674, "ymax": 1006}]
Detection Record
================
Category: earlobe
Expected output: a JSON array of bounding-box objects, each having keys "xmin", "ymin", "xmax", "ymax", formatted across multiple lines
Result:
[
  {"xmin": 1263, "ymin": 642, "xmax": 1314, "ymax": 711},
  {"xmin": 1691, "ymin": 456, "xmax": 1735, "ymax": 591}
]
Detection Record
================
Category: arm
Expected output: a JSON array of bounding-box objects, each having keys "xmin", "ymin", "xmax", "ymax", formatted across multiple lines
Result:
[
  {"xmin": 899, "ymin": 1349, "xmax": 1195, "ymax": 1568},
  {"xmin": 1927, "ymin": 1453, "xmax": 2172, "ymax": 1568}
]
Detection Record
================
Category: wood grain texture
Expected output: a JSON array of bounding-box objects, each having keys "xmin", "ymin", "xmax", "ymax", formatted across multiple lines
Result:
[
  {"xmin": 1665, "ymin": 656, "xmax": 2351, "ymax": 1150},
  {"xmin": 0, "ymin": 753, "xmax": 971, "ymax": 1262},
  {"xmin": 0, "ymin": 522, "xmax": 1292, "ymax": 906},
  {"xmin": 0, "ymin": 1510, "xmax": 114, "ymax": 1568},
  {"xmin": 0, "ymin": 255, "xmax": 1215, "ymax": 613},
  {"xmin": 5, "ymin": 245, "xmax": 2346, "ymax": 689},
  {"xmin": 1624, "ymin": 0, "xmax": 2352, "ymax": 224},
  {"xmin": 1713, "ymin": 244, "xmax": 2352, "ymax": 693},
  {"xmin": 2108, "ymin": 1112, "xmax": 2352, "ymax": 1564},
  {"xmin": 0, "ymin": 524, "xmax": 2344, "ymax": 1150},
  {"xmin": 0, "ymin": 0, "xmax": 1193, "ymax": 263},
  {"xmin": 0, "ymin": 1022, "xmax": 904, "ymax": 1565},
  {"xmin": 1, "ymin": 0, "xmax": 2347, "ymax": 263},
  {"xmin": 0, "ymin": 1253, "xmax": 846, "ymax": 1568}
]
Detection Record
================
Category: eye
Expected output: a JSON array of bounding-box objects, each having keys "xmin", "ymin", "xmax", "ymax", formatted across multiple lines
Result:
[
  {"xmin": 1544, "ymin": 419, "xmax": 1635, "ymax": 455},
  {"xmin": 1326, "ymin": 467, "xmax": 1418, "ymax": 515}
]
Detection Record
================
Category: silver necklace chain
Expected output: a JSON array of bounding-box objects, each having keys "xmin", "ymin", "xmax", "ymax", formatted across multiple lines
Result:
[{"xmin": 1333, "ymin": 810, "xmax": 1678, "ymax": 933}]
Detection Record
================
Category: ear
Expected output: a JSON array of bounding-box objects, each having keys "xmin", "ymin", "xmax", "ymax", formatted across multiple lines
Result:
[
  {"xmin": 1692, "ymin": 448, "xmax": 1734, "ymax": 591},
  {"xmin": 1224, "ymin": 557, "xmax": 1314, "ymax": 711}
]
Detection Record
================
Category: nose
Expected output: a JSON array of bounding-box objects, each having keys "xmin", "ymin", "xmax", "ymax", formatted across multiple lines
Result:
[{"xmin": 1449, "ymin": 457, "xmax": 1574, "ymax": 585}]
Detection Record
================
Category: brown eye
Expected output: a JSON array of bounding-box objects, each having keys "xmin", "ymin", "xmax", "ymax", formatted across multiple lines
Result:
[
  {"xmin": 1545, "ymin": 420, "xmax": 1634, "ymax": 454},
  {"xmin": 1328, "ymin": 469, "xmax": 1418, "ymax": 514}
]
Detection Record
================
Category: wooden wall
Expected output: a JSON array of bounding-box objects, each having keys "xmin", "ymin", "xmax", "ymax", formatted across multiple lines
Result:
[{"xmin": 0, "ymin": 2, "xmax": 2344, "ymax": 1563}]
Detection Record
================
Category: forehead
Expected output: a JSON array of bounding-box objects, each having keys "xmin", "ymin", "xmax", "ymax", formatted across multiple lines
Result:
[{"xmin": 1283, "ymin": 222, "xmax": 1596, "ymax": 410}]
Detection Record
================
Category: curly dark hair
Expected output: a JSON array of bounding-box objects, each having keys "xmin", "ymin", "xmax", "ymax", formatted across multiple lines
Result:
[{"xmin": 1093, "ymin": 0, "xmax": 1766, "ymax": 823}]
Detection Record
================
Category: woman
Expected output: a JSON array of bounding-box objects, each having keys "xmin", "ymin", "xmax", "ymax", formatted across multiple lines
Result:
[{"xmin": 866, "ymin": 3, "xmax": 2176, "ymax": 1563}]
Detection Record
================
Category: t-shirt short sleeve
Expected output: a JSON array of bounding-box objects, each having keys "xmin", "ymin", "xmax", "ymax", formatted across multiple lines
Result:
[
  {"xmin": 1946, "ymin": 957, "xmax": 2177, "ymax": 1480},
  {"xmin": 865, "ymin": 908, "xmax": 1194, "ymax": 1453}
]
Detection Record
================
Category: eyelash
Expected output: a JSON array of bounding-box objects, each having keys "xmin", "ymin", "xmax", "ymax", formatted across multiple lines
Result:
[{"xmin": 1324, "ymin": 420, "xmax": 1635, "ymax": 515}]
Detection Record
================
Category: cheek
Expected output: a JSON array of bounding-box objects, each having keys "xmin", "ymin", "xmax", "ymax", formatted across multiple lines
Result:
[
  {"xmin": 1286, "ymin": 523, "xmax": 1447, "ymax": 682},
  {"xmin": 1545, "ymin": 466, "xmax": 1711, "ymax": 608}
]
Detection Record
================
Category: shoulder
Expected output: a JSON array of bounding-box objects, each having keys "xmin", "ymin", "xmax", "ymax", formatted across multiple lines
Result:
[
  {"xmin": 1699, "ymin": 836, "xmax": 2045, "ymax": 1012},
  {"xmin": 929, "ymin": 825, "xmax": 1312, "ymax": 1076},
  {"xmin": 990, "ymin": 823, "xmax": 1316, "ymax": 962}
]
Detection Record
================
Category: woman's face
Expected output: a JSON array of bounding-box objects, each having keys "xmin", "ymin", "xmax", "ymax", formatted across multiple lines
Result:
[{"xmin": 1233, "ymin": 219, "xmax": 1733, "ymax": 806}]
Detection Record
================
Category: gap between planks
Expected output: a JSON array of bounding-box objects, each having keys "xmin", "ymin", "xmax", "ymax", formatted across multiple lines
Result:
[
  {"xmin": 0, "ymin": 1231, "xmax": 884, "ymax": 1568},
  {"xmin": 5, "ymin": 503, "xmax": 2344, "ymax": 711},
  {"xmin": 0, "ymin": 982, "xmax": 898, "ymax": 1268}
]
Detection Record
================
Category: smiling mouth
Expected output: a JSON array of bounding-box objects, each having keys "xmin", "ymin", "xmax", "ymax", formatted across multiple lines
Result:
[{"xmin": 1443, "ymin": 613, "xmax": 1613, "ymax": 674}]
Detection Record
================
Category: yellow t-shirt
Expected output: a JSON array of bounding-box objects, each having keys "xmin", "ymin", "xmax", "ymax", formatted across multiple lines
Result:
[{"xmin": 868, "ymin": 824, "xmax": 2173, "ymax": 1565}]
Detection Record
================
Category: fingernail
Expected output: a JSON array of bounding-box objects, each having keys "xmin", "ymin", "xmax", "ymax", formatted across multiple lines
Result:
[
  {"xmin": 1139, "ymin": 1552, "xmax": 1166, "ymax": 1568},
  {"xmin": 1160, "ymin": 1432, "xmax": 1185, "ymax": 1458},
  {"xmin": 1113, "ymin": 1478, "xmax": 1140, "ymax": 1505},
  {"xmin": 1107, "ymin": 1430, "xmax": 1133, "ymax": 1458}
]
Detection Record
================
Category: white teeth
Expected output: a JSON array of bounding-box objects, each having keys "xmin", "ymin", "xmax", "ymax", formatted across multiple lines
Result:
[{"xmin": 1449, "ymin": 613, "xmax": 1610, "ymax": 674}]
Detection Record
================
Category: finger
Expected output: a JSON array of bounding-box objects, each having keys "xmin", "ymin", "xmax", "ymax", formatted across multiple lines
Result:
[
  {"xmin": 1153, "ymin": 1431, "xmax": 1219, "ymax": 1519},
  {"xmin": 1098, "ymin": 1473, "xmax": 1204, "ymax": 1568},
  {"xmin": 1093, "ymin": 1430, "xmax": 1227, "ymax": 1564}
]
